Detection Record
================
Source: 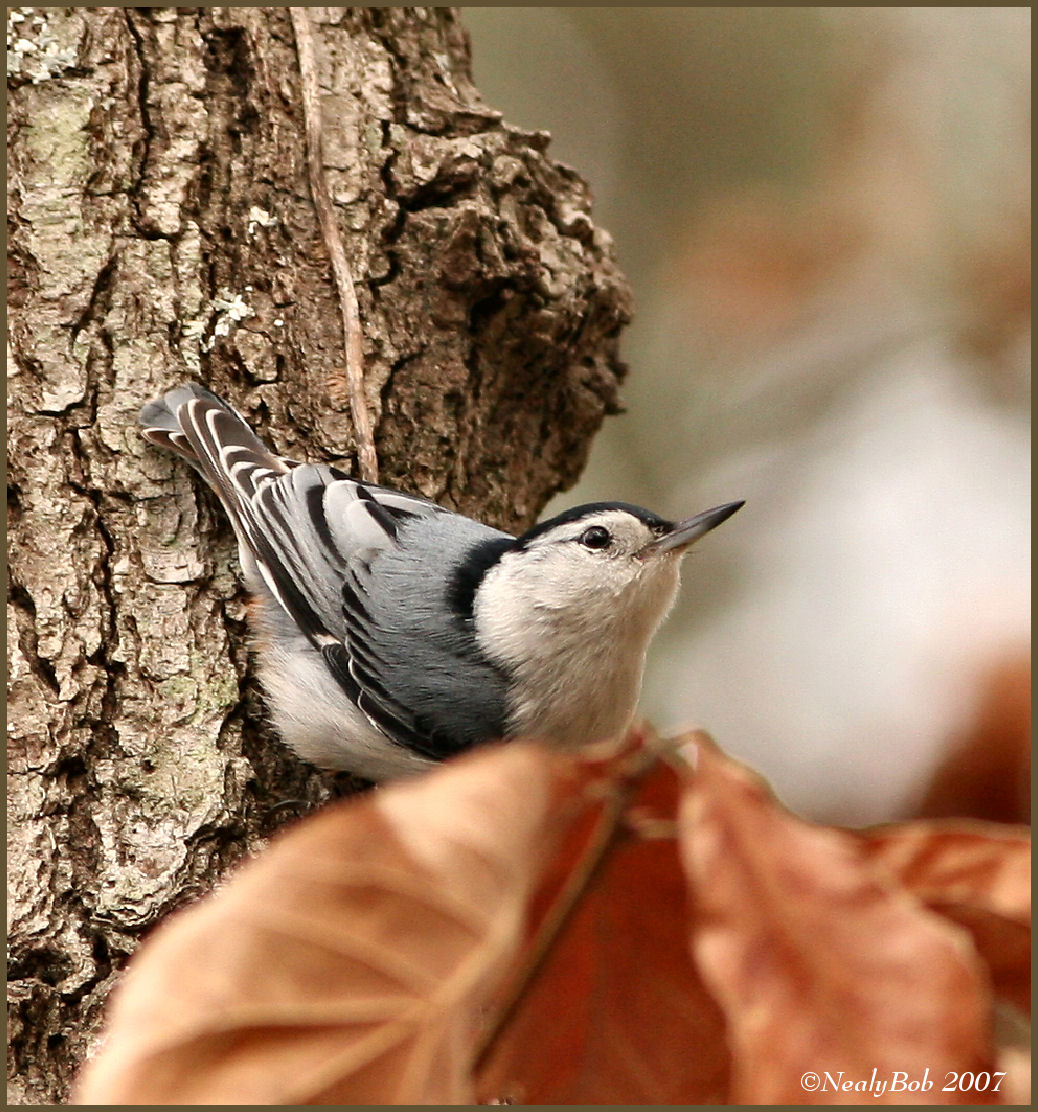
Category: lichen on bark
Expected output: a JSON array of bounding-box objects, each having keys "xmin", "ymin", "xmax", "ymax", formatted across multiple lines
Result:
[{"xmin": 6, "ymin": 7, "xmax": 630, "ymax": 1102}]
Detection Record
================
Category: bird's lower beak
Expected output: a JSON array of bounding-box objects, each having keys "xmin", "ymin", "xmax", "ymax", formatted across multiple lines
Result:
[{"xmin": 640, "ymin": 500, "xmax": 744, "ymax": 557}]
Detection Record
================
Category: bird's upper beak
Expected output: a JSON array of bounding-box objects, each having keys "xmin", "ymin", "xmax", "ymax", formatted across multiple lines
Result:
[{"xmin": 639, "ymin": 500, "xmax": 744, "ymax": 557}]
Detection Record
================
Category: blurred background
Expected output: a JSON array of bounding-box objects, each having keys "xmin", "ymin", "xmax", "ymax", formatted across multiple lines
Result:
[{"xmin": 464, "ymin": 7, "xmax": 1030, "ymax": 826}]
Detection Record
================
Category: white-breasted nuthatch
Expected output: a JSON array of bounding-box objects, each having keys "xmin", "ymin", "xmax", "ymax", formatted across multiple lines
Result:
[{"xmin": 140, "ymin": 383, "xmax": 742, "ymax": 780}]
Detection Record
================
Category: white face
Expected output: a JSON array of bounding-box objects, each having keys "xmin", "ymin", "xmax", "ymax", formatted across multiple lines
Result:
[
  {"xmin": 488, "ymin": 508, "xmax": 683, "ymax": 616},
  {"xmin": 472, "ymin": 508, "xmax": 685, "ymax": 746}
]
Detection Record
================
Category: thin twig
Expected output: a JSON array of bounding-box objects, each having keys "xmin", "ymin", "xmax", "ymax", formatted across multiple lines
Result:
[
  {"xmin": 472, "ymin": 746, "xmax": 660, "ymax": 1074},
  {"xmin": 290, "ymin": 7, "xmax": 379, "ymax": 483}
]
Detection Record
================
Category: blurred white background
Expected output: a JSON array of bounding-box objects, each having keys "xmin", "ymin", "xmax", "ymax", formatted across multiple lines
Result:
[{"xmin": 464, "ymin": 7, "xmax": 1030, "ymax": 824}]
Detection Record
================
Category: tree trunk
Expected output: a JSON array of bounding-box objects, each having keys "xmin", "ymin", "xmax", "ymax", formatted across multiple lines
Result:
[{"xmin": 6, "ymin": 7, "xmax": 630, "ymax": 1102}]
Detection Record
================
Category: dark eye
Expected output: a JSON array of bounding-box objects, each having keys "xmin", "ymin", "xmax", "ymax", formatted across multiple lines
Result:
[{"xmin": 580, "ymin": 525, "xmax": 612, "ymax": 550}]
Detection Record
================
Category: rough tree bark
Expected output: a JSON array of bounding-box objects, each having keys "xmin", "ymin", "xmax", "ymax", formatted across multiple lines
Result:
[{"xmin": 6, "ymin": 7, "xmax": 631, "ymax": 1103}]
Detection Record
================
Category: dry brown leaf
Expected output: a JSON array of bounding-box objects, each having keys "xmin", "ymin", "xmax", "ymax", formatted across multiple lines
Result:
[
  {"xmin": 476, "ymin": 754, "xmax": 729, "ymax": 1104},
  {"xmin": 72, "ymin": 725, "xmax": 1031, "ymax": 1106},
  {"xmin": 73, "ymin": 742, "xmax": 595, "ymax": 1106},
  {"xmin": 858, "ymin": 822, "xmax": 1030, "ymax": 926},
  {"xmin": 859, "ymin": 822, "xmax": 1031, "ymax": 1016},
  {"xmin": 679, "ymin": 732, "xmax": 1003, "ymax": 1105}
]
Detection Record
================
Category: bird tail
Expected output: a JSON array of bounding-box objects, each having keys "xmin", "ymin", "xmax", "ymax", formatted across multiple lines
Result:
[{"xmin": 139, "ymin": 382, "xmax": 292, "ymax": 509}]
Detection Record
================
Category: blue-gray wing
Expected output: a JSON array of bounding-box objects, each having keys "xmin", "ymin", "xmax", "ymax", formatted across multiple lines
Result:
[
  {"xmin": 328, "ymin": 514, "xmax": 516, "ymax": 758},
  {"xmin": 250, "ymin": 476, "xmax": 514, "ymax": 760}
]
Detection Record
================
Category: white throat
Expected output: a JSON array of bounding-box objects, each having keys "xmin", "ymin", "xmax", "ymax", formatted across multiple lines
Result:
[{"xmin": 473, "ymin": 550, "xmax": 681, "ymax": 748}]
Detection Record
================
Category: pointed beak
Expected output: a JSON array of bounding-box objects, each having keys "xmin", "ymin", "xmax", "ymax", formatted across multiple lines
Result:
[{"xmin": 640, "ymin": 500, "xmax": 744, "ymax": 557}]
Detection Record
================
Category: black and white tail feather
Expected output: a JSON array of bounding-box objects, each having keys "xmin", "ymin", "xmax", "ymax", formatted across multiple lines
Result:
[{"xmin": 140, "ymin": 382, "xmax": 511, "ymax": 780}]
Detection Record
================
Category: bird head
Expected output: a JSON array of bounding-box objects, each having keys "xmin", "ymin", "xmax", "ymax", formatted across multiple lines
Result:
[{"xmin": 473, "ymin": 499, "xmax": 744, "ymax": 660}]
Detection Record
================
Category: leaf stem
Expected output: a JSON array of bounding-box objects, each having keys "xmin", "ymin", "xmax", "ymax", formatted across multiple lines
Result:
[{"xmin": 472, "ymin": 746, "xmax": 659, "ymax": 1074}]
